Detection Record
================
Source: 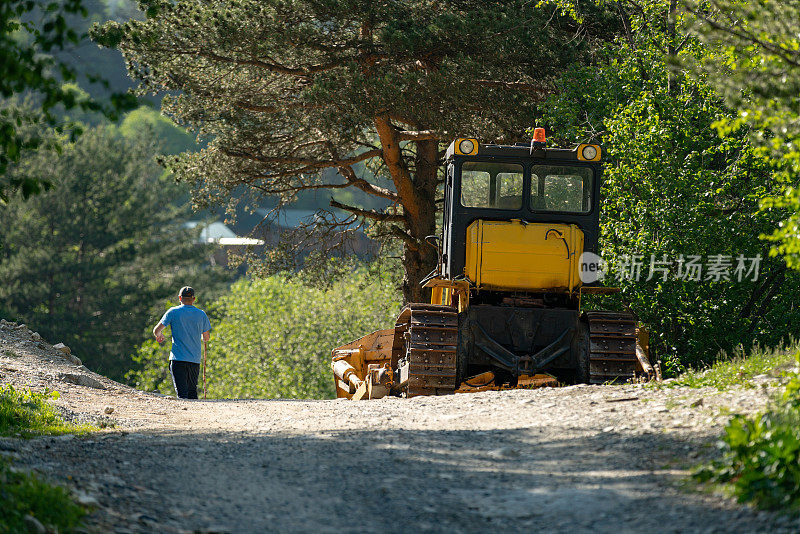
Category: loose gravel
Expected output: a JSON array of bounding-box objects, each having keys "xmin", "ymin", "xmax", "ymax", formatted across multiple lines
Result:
[{"xmin": 1, "ymin": 319, "xmax": 797, "ymax": 533}]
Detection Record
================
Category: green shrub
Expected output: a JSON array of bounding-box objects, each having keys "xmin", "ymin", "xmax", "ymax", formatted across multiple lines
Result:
[
  {"xmin": 695, "ymin": 356, "xmax": 800, "ymax": 510},
  {"xmin": 129, "ymin": 265, "xmax": 401, "ymax": 399},
  {"xmin": 0, "ymin": 385, "xmax": 90, "ymax": 531}
]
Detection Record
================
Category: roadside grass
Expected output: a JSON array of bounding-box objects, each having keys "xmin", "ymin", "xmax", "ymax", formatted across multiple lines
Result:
[
  {"xmin": 0, "ymin": 458, "xmax": 86, "ymax": 532},
  {"xmin": 0, "ymin": 384, "xmax": 93, "ymax": 532},
  {"xmin": 0, "ymin": 384, "xmax": 94, "ymax": 437},
  {"xmin": 694, "ymin": 366, "xmax": 800, "ymax": 511},
  {"xmin": 656, "ymin": 342, "xmax": 799, "ymax": 390}
]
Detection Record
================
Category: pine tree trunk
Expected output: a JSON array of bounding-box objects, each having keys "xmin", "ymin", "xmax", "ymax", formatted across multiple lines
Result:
[
  {"xmin": 373, "ymin": 117, "xmax": 441, "ymax": 304},
  {"xmin": 401, "ymin": 139, "xmax": 439, "ymax": 303}
]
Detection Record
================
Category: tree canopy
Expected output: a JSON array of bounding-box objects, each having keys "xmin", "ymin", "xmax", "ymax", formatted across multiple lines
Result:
[{"xmin": 93, "ymin": 0, "xmax": 619, "ymax": 300}]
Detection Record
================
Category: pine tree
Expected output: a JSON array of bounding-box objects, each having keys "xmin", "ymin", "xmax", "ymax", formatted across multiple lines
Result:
[{"xmin": 93, "ymin": 0, "xmax": 619, "ymax": 301}]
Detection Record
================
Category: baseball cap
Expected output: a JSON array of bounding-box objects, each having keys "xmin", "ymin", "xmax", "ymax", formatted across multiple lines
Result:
[{"xmin": 179, "ymin": 286, "xmax": 195, "ymax": 298}]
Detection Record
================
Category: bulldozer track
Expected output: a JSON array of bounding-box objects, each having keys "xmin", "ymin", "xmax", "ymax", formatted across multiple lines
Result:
[
  {"xmin": 584, "ymin": 311, "xmax": 638, "ymax": 384},
  {"xmin": 396, "ymin": 304, "xmax": 458, "ymax": 398}
]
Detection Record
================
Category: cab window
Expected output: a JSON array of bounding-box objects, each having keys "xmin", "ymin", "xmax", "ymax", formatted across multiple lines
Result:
[
  {"xmin": 531, "ymin": 165, "xmax": 593, "ymax": 213},
  {"xmin": 460, "ymin": 162, "xmax": 523, "ymax": 209}
]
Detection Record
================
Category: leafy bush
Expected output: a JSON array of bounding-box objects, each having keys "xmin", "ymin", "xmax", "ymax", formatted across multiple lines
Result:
[
  {"xmin": 595, "ymin": 86, "xmax": 798, "ymax": 375},
  {"xmin": 0, "ymin": 385, "xmax": 92, "ymax": 437},
  {"xmin": 129, "ymin": 265, "xmax": 401, "ymax": 399},
  {"xmin": 118, "ymin": 106, "xmax": 199, "ymax": 155},
  {"xmin": 695, "ymin": 356, "xmax": 800, "ymax": 510},
  {"xmin": 538, "ymin": 4, "xmax": 800, "ymax": 375}
]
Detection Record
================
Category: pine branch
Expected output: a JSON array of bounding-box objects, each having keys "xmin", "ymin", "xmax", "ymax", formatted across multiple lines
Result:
[
  {"xmin": 329, "ymin": 199, "xmax": 405, "ymax": 223},
  {"xmin": 198, "ymin": 50, "xmax": 344, "ymax": 77},
  {"xmin": 475, "ymin": 80, "xmax": 549, "ymax": 96},
  {"xmin": 389, "ymin": 225, "xmax": 420, "ymax": 251},
  {"xmin": 337, "ymin": 164, "xmax": 400, "ymax": 203},
  {"xmin": 222, "ymin": 147, "xmax": 382, "ymax": 169},
  {"xmin": 396, "ymin": 129, "xmax": 439, "ymax": 141},
  {"xmin": 233, "ymin": 101, "xmax": 321, "ymax": 114}
]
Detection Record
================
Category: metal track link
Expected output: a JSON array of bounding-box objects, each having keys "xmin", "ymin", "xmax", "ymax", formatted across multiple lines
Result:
[
  {"xmin": 397, "ymin": 304, "xmax": 458, "ymax": 398},
  {"xmin": 585, "ymin": 311, "xmax": 638, "ymax": 384}
]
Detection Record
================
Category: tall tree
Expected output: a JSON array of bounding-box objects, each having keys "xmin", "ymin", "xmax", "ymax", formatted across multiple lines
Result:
[
  {"xmin": 93, "ymin": 0, "xmax": 617, "ymax": 301},
  {"xmin": 0, "ymin": 126, "xmax": 231, "ymax": 379}
]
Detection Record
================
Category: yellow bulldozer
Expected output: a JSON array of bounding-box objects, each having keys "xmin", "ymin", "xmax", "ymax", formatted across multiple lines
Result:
[{"xmin": 332, "ymin": 132, "xmax": 655, "ymax": 400}]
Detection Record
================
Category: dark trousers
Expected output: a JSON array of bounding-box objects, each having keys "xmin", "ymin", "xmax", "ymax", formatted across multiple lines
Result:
[{"xmin": 170, "ymin": 360, "xmax": 200, "ymax": 399}]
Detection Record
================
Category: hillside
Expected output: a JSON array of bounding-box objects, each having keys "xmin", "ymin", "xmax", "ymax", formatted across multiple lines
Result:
[{"xmin": 1, "ymin": 319, "xmax": 798, "ymax": 533}]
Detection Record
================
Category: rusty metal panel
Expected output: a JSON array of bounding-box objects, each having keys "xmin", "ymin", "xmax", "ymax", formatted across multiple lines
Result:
[
  {"xmin": 407, "ymin": 351, "xmax": 457, "ymax": 368},
  {"xmin": 408, "ymin": 377, "xmax": 456, "ymax": 388}
]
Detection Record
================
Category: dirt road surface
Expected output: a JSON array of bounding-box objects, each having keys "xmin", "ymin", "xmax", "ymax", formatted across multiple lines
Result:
[{"xmin": 1, "ymin": 320, "xmax": 798, "ymax": 533}]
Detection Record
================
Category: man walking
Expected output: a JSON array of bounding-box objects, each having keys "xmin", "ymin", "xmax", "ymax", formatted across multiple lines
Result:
[{"xmin": 152, "ymin": 286, "xmax": 211, "ymax": 399}]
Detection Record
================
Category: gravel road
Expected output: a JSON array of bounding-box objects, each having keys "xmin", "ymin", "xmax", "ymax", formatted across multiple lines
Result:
[{"xmin": 1, "ymin": 320, "xmax": 798, "ymax": 533}]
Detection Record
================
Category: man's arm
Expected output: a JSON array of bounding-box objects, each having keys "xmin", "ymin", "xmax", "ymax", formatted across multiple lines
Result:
[
  {"xmin": 202, "ymin": 312, "xmax": 211, "ymax": 343},
  {"xmin": 153, "ymin": 323, "xmax": 166, "ymax": 343}
]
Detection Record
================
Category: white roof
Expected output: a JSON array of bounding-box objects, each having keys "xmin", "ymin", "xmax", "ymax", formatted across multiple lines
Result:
[
  {"xmin": 218, "ymin": 237, "xmax": 265, "ymax": 245},
  {"xmin": 185, "ymin": 221, "xmax": 264, "ymax": 245}
]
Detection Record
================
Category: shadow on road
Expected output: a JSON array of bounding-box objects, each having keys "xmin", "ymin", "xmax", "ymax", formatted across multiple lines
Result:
[{"xmin": 25, "ymin": 424, "xmax": 773, "ymax": 533}]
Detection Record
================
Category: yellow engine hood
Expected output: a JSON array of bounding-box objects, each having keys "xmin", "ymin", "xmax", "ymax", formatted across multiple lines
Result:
[{"xmin": 464, "ymin": 220, "xmax": 584, "ymax": 293}]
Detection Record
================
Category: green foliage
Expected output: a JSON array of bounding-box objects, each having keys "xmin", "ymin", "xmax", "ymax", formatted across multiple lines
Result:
[
  {"xmin": 598, "ymin": 85, "xmax": 798, "ymax": 371},
  {"xmin": 0, "ymin": 126, "xmax": 233, "ymax": 379},
  {"xmin": 0, "ymin": 457, "xmax": 86, "ymax": 533},
  {"xmin": 119, "ymin": 106, "xmax": 199, "ymax": 155},
  {"xmin": 129, "ymin": 264, "xmax": 401, "ymax": 399},
  {"xmin": 0, "ymin": 385, "xmax": 90, "ymax": 530},
  {"xmin": 761, "ymin": 183, "xmax": 800, "ymax": 270},
  {"xmin": 660, "ymin": 342, "xmax": 799, "ymax": 390},
  {"xmin": 0, "ymin": 0, "xmax": 137, "ymax": 202},
  {"xmin": 688, "ymin": 0, "xmax": 800, "ymax": 269},
  {"xmin": 0, "ymin": 384, "xmax": 93, "ymax": 437},
  {"xmin": 695, "ymin": 356, "xmax": 800, "ymax": 511}
]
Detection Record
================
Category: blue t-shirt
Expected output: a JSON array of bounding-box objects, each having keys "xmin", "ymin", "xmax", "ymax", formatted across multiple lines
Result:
[{"xmin": 159, "ymin": 305, "xmax": 211, "ymax": 364}]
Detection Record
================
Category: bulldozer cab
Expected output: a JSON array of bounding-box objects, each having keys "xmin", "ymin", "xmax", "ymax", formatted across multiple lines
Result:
[{"xmin": 439, "ymin": 138, "xmax": 603, "ymax": 294}]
